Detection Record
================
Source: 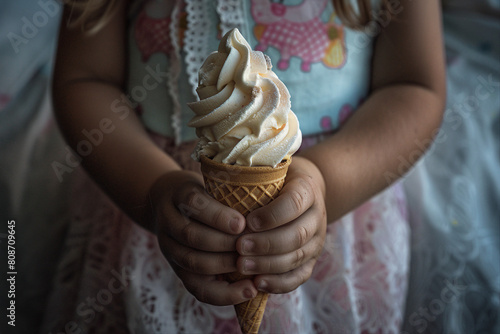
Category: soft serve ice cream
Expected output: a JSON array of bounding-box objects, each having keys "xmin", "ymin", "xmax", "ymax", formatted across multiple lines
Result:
[{"xmin": 188, "ymin": 28, "xmax": 301, "ymax": 168}]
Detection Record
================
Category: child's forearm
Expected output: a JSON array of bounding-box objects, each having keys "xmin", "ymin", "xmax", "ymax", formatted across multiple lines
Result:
[
  {"xmin": 52, "ymin": 3, "xmax": 181, "ymax": 229},
  {"xmin": 299, "ymin": 84, "xmax": 445, "ymax": 222},
  {"xmin": 53, "ymin": 80, "xmax": 181, "ymax": 229},
  {"xmin": 300, "ymin": 0, "xmax": 445, "ymax": 222}
]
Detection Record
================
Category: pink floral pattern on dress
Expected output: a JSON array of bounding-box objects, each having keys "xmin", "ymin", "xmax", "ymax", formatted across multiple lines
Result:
[
  {"xmin": 338, "ymin": 103, "xmax": 354, "ymax": 125},
  {"xmin": 319, "ymin": 103, "xmax": 355, "ymax": 132},
  {"xmin": 255, "ymin": 16, "xmax": 330, "ymax": 72},
  {"xmin": 320, "ymin": 115, "xmax": 333, "ymax": 131},
  {"xmin": 251, "ymin": 0, "xmax": 346, "ymax": 72},
  {"xmin": 135, "ymin": 11, "xmax": 173, "ymax": 62},
  {"xmin": 134, "ymin": 0, "xmax": 187, "ymax": 62}
]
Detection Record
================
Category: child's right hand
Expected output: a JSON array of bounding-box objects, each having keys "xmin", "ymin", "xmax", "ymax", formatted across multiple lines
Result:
[{"xmin": 150, "ymin": 170, "xmax": 258, "ymax": 306}]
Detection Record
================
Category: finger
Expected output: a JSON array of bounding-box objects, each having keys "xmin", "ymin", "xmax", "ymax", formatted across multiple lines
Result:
[
  {"xmin": 173, "ymin": 185, "xmax": 245, "ymax": 234},
  {"xmin": 159, "ymin": 213, "xmax": 239, "ymax": 252},
  {"xmin": 253, "ymin": 258, "xmax": 317, "ymax": 294},
  {"xmin": 173, "ymin": 264, "xmax": 258, "ymax": 306},
  {"xmin": 237, "ymin": 207, "xmax": 319, "ymax": 256},
  {"xmin": 237, "ymin": 234, "xmax": 323, "ymax": 275},
  {"xmin": 159, "ymin": 233, "xmax": 238, "ymax": 275},
  {"xmin": 246, "ymin": 176, "xmax": 315, "ymax": 232}
]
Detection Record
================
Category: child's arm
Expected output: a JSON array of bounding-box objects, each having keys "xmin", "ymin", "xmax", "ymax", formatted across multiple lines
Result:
[
  {"xmin": 236, "ymin": 0, "xmax": 445, "ymax": 294},
  {"xmin": 53, "ymin": 3, "xmax": 257, "ymax": 305},
  {"xmin": 53, "ymin": 3, "xmax": 176, "ymax": 226},
  {"xmin": 303, "ymin": 0, "xmax": 446, "ymax": 221}
]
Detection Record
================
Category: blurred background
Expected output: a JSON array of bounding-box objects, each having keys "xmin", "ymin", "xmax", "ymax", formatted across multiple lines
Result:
[{"xmin": 0, "ymin": 0, "xmax": 498, "ymax": 333}]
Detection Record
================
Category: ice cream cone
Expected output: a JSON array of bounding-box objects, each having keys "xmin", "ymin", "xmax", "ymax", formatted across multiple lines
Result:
[{"xmin": 200, "ymin": 154, "xmax": 291, "ymax": 334}]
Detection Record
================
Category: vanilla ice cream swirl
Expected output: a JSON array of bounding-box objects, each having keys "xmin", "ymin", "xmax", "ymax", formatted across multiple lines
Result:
[{"xmin": 188, "ymin": 28, "xmax": 302, "ymax": 167}]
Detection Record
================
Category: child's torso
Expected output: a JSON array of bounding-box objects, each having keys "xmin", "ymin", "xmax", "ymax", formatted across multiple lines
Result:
[{"xmin": 126, "ymin": 0, "xmax": 378, "ymax": 143}]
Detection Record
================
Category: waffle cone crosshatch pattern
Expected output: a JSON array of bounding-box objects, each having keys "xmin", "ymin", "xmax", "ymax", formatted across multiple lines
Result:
[
  {"xmin": 200, "ymin": 155, "xmax": 291, "ymax": 334},
  {"xmin": 200, "ymin": 156, "xmax": 290, "ymax": 216}
]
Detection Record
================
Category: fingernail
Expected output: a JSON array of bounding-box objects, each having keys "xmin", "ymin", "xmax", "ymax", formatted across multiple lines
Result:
[
  {"xmin": 243, "ymin": 288, "xmax": 255, "ymax": 299},
  {"xmin": 258, "ymin": 280, "xmax": 268, "ymax": 292},
  {"xmin": 251, "ymin": 216, "xmax": 262, "ymax": 230},
  {"xmin": 230, "ymin": 217, "xmax": 241, "ymax": 233},
  {"xmin": 242, "ymin": 239, "xmax": 255, "ymax": 254},
  {"xmin": 244, "ymin": 259, "xmax": 256, "ymax": 272}
]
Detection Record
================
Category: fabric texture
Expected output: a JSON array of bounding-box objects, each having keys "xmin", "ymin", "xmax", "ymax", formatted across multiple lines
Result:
[{"xmin": 401, "ymin": 6, "xmax": 500, "ymax": 333}]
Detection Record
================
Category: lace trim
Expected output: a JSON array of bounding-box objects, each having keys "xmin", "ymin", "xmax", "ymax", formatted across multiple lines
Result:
[
  {"xmin": 216, "ymin": 0, "xmax": 246, "ymax": 37},
  {"xmin": 168, "ymin": 0, "xmax": 183, "ymax": 145},
  {"xmin": 184, "ymin": 0, "xmax": 212, "ymax": 98},
  {"xmin": 181, "ymin": 0, "xmax": 246, "ymax": 142}
]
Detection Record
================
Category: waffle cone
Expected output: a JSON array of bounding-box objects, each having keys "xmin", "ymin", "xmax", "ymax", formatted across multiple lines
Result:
[{"xmin": 200, "ymin": 155, "xmax": 291, "ymax": 334}]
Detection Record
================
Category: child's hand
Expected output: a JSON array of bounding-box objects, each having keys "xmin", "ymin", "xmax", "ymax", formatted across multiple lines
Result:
[
  {"xmin": 150, "ymin": 171, "xmax": 258, "ymax": 306},
  {"xmin": 235, "ymin": 156, "xmax": 327, "ymax": 294}
]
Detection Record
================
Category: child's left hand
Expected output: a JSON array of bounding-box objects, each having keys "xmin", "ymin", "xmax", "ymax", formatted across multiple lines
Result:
[{"xmin": 235, "ymin": 156, "xmax": 327, "ymax": 293}]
